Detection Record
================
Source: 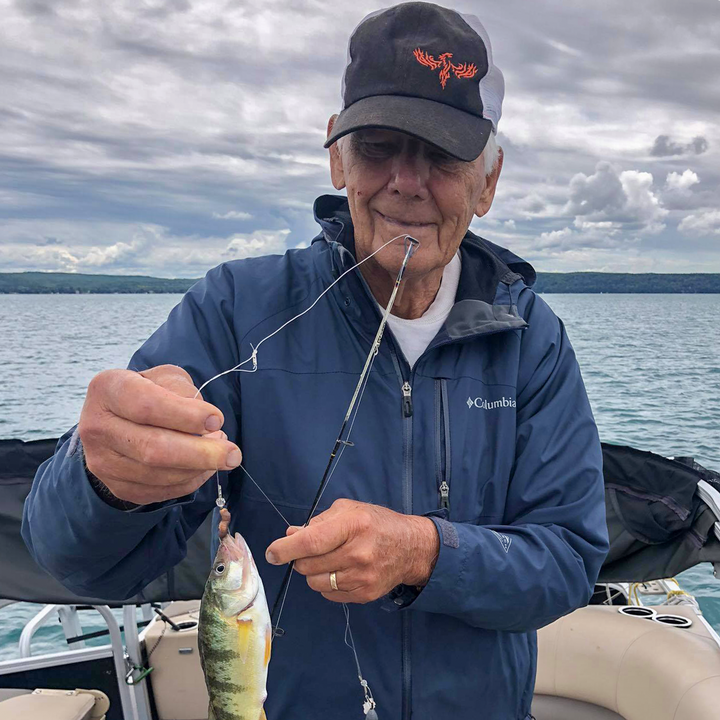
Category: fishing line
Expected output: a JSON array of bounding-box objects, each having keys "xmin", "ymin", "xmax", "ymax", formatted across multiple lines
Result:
[
  {"xmin": 237, "ymin": 465, "xmax": 292, "ymax": 529},
  {"xmin": 193, "ymin": 233, "xmax": 412, "ymax": 401},
  {"xmin": 343, "ymin": 603, "xmax": 378, "ymax": 719}
]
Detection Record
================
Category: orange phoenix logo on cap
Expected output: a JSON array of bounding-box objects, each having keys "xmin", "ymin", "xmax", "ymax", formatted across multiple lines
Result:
[{"xmin": 413, "ymin": 48, "xmax": 478, "ymax": 89}]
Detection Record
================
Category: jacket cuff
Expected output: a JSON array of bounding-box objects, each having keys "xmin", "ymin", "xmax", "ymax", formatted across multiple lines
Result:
[
  {"xmin": 380, "ymin": 510, "xmax": 454, "ymax": 611},
  {"xmin": 81, "ymin": 445, "xmax": 141, "ymax": 512},
  {"xmin": 395, "ymin": 513, "xmax": 467, "ymax": 614},
  {"xmin": 69, "ymin": 429, "xmax": 197, "ymax": 519}
]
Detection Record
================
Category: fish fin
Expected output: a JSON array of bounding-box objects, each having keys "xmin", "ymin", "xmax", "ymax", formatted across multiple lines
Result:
[
  {"xmin": 259, "ymin": 708, "xmax": 267, "ymax": 720},
  {"xmin": 236, "ymin": 616, "xmax": 254, "ymax": 664},
  {"xmin": 264, "ymin": 624, "xmax": 272, "ymax": 667}
]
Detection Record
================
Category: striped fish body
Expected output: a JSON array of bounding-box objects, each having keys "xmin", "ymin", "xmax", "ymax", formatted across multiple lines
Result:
[{"xmin": 199, "ymin": 531, "xmax": 272, "ymax": 720}]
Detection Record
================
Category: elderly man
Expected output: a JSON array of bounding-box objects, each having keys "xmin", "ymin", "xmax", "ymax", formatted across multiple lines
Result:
[{"xmin": 23, "ymin": 3, "xmax": 608, "ymax": 719}]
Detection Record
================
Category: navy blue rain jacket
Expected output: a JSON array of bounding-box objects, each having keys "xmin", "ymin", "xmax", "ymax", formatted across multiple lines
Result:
[{"xmin": 23, "ymin": 195, "xmax": 609, "ymax": 720}]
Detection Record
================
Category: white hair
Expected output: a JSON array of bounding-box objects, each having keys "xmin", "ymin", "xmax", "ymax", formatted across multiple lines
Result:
[
  {"xmin": 482, "ymin": 132, "xmax": 500, "ymax": 177},
  {"xmin": 335, "ymin": 129, "xmax": 500, "ymax": 177}
]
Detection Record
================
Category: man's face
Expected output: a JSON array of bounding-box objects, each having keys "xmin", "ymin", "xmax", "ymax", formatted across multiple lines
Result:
[{"xmin": 329, "ymin": 125, "xmax": 502, "ymax": 280}]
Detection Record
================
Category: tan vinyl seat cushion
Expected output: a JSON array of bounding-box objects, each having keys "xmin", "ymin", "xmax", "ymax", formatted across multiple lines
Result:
[
  {"xmin": 535, "ymin": 605, "xmax": 720, "ymax": 720},
  {"xmin": 532, "ymin": 694, "xmax": 624, "ymax": 720},
  {"xmin": 0, "ymin": 689, "xmax": 95, "ymax": 720},
  {"xmin": 0, "ymin": 688, "xmax": 32, "ymax": 702}
]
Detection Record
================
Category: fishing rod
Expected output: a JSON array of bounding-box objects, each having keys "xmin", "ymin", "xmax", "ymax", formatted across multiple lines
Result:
[{"xmin": 268, "ymin": 234, "xmax": 419, "ymax": 634}]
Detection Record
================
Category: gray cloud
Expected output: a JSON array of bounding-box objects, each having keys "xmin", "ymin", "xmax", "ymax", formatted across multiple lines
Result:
[
  {"xmin": 651, "ymin": 135, "xmax": 709, "ymax": 157},
  {"xmin": 14, "ymin": 0, "xmax": 59, "ymax": 17},
  {"xmin": 567, "ymin": 163, "xmax": 670, "ymax": 234},
  {"xmin": 566, "ymin": 163, "xmax": 626, "ymax": 218},
  {"xmin": 651, "ymin": 136, "xmax": 686, "ymax": 157},
  {"xmin": 690, "ymin": 136, "xmax": 709, "ymax": 155},
  {"xmin": 1, "ymin": 0, "xmax": 719, "ymax": 275}
]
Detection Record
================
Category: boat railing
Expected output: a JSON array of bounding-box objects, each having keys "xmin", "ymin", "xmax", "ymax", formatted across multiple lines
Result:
[
  {"xmin": 0, "ymin": 602, "xmax": 155, "ymax": 720},
  {"xmin": 698, "ymin": 479, "xmax": 720, "ymax": 575}
]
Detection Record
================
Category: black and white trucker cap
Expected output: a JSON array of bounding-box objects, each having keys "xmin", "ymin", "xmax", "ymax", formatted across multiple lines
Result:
[{"xmin": 324, "ymin": 2, "xmax": 504, "ymax": 162}]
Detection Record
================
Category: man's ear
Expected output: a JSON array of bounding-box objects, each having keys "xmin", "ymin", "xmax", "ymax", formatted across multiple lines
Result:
[
  {"xmin": 475, "ymin": 146, "xmax": 503, "ymax": 218},
  {"xmin": 327, "ymin": 114, "xmax": 346, "ymax": 191}
]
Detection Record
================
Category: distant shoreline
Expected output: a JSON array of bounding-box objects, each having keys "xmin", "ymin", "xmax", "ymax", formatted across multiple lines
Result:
[{"xmin": 2, "ymin": 271, "xmax": 720, "ymax": 294}]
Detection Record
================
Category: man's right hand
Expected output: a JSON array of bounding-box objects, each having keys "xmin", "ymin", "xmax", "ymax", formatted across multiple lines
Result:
[{"xmin": 78, "ymin": 365, "xmax": 242, "ymax": 505}]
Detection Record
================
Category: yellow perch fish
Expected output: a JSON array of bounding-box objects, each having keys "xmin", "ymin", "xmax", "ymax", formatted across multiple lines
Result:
[{"xmin": 199, "ymin": 509, "xmax": 271, "ymax": 720}]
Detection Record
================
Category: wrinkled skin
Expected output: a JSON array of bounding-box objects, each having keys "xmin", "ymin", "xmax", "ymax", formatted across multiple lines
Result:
[
  {"xmin": 266, "ymin": 499, "xmax": 439, "ymax": 603},
  {"xmin": 328, "ymin": 120, "xmax": 503, "ymax": 319},
  {"xmin": 78, "ymin": 364, "xmax": 241, "ymax": 505}
]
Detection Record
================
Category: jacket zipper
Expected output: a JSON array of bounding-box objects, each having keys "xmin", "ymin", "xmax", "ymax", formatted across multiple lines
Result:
[
  {"xmin": 439, "ymin": 480, "xmax": 450, "ymax": 510},
  {"xmin": 440, "ymin": 378, "xmax": 451, "ymax": 515},
  {"xmin": 390, "ymin": 348, "xmax": 413, "ymax": 720},
  {"xmin": 401, "ymin": 381, "xmax": 413, "ymax": 417},
  {"xmin": 435, "ymin": 380, "xmax": 449, "ymax": 512}
]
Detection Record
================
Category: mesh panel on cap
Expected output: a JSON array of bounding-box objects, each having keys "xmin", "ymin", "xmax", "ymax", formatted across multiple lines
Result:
[{"xmin": 457, "ymin": 11, "xmax": 505, "ymax": 132}]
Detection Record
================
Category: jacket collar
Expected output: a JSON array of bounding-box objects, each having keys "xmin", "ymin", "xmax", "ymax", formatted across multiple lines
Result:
[
  {"xmin": 313, "ymin": 194, "xmax": 535, "ymax": 294},
  {"xmin": 312, "ymin": 194, "xmax": 532, "ymax": 342}
]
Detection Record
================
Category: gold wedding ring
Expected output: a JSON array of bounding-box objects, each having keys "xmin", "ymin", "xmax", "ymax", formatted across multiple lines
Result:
[{"xmin": 330, "ymin": 571, "xmax": 339, "ymax": 591}]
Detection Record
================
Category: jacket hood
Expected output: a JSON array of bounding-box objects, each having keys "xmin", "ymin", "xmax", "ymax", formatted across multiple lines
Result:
[{"xmin": 312, "ymin": 194, "xmax": 537, "ymax": 290}]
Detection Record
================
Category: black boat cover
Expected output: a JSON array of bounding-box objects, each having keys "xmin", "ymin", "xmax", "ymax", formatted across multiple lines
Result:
[
  {"xmin": 0, "ymin": 438, "xmax": 213, "ymax": 605},
  {"xmin": 1, "ymin": 438, "xmax": 719, "ymax": 604},
  {"xmin": 599, "ymin": 443, "xmax": 720, "ymax": 582}
]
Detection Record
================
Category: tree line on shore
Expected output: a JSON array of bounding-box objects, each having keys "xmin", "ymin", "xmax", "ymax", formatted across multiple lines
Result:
[{"xmin": 2, "ymin": 271, "xmax": 720, "ymax": 294}]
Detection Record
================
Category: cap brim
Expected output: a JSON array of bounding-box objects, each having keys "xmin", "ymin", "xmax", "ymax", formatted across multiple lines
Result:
[{"xmin": 324, "ymin": 95, "xmax": 493, "ymax": 162}]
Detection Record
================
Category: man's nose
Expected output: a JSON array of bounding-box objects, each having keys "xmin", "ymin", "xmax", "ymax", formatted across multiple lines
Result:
[{"xmin": 387, "ymin": 149, "xmax": 431, "ymax": 200}]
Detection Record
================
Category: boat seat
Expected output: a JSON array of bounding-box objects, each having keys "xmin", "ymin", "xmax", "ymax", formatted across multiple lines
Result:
[
  {"xmin": 0, "ymin": 688, "xmax": 109, "ymax": 720},
  {"xmin": 535, "ymin": 605, "xmax": 720, "ymax": 720},
  {"xmin": 0, "ymin": 688, "xmax": 32, "ymax": 702},
  {"xmin": 532, "ymin": 695, "xmax": 624, "ymax": 719}
]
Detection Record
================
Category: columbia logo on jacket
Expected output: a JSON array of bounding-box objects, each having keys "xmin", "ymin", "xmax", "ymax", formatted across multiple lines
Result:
[{"xmin": 466, "ymin": 396, "xmax": 517, "ymax": 410}]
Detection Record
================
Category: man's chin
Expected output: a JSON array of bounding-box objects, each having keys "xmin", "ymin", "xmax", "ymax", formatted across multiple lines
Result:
[{"xmin": 367, "ymin": 237, "xmax": 431, "ymax": 277}]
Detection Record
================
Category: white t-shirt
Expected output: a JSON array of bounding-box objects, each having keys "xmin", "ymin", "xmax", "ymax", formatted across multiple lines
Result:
[{"xmin": 384, "ymin": 252, "xmax": 461, "ymax": 368}]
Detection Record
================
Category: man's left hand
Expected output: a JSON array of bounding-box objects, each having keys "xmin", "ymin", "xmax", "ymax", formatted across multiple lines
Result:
[{"xmin": 265, "ymin": 499, "xmax": 440, "ymax": 604}]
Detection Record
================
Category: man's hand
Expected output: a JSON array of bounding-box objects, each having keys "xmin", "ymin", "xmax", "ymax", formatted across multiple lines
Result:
[
  {"xmin": 78, "ymin": 365, "xmax": 242, "ymax": 505},
  {"xmin": 265, "ymin": 499, "xmax": 440, "ymax": 604}
]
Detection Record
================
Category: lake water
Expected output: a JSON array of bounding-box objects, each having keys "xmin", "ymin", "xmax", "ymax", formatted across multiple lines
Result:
[{"xmin": 1, "ymin": 292, "xmax": 719, "ymax": 659}]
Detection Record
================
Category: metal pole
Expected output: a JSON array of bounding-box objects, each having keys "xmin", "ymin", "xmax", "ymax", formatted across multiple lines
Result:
[
  {"xmin": 57, "ymin": 605, "xmax": 85, "ymax": 648},
  {"xmin": 139, "ymin": 603, "xmax": 153, "ymax": 623},
  {"xmin": 123, "ymin": 604, "xmax": 154, "ymax": 720},
  {"xmin": 19, "ymin": 604, "xmax": 59, "ymax": 657},
  {"xmin": 92, "ymin": 605, "xmax": 140, "ymax": 720}
]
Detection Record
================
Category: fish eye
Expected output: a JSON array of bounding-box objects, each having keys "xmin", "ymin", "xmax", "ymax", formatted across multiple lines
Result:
[{"xmin": 214, "ymin": 563, "xmax": 225, "ymax": 575}]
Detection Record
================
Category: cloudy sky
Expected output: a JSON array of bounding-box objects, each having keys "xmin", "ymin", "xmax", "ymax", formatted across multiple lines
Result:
[{"xmin": 2, "ymin": 0, "xmax": 719, "ymax": 276}]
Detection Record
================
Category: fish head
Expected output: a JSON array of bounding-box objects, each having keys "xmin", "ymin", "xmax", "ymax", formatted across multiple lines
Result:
[{"xmin": 208, "ymin": 531, "xmax": 260, "ymax": 618}]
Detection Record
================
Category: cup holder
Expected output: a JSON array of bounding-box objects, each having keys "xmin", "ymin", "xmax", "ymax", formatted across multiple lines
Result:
[
  {"xmin": 174, "ymin": 620, "xmax": 198, "ymax": 631},
  {"xmin": 617, "ymin": 606, "xmax": 657, "ymax": 620},
  {"xmin": 653, "ymin": 613, "xmax": 692, "ymax": 628}
]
